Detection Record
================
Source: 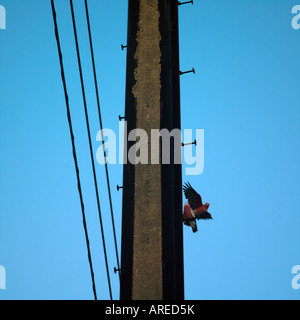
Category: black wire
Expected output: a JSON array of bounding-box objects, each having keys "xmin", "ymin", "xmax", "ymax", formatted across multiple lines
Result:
[
  {"xmin": 69, "ymin": 0, "xmax": 113, "ymax": 300},
  {"xmin": 84, "ymin": 0, "xmax": 120, "ymax": 281},
  {"xmin": 50, "ymin": 0, "xmax": 97, "ymax": 301}
]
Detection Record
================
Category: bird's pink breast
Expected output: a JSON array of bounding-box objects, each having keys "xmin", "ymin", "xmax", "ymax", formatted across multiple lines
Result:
[
  {"xmin": 183, "ymin": 202, "xmax": 210, "ymax": 220},
  {"xmin": 195, "ymin": 204, "xmax": 209, "ymax": 216},
  {"xmin": 183, "ymin": 203, "xmax": 194, "ymax": 220}
]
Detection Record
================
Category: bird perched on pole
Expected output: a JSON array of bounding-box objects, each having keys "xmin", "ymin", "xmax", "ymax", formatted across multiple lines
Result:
[{"xmin": 182, "ymin": 182, "xmax": 213, "ymax": 233}]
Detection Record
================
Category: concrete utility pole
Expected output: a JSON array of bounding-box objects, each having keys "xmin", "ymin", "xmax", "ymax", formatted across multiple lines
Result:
[{"xmin": 120, "ymin": 0, "xmax": 184, "ymax": 300}]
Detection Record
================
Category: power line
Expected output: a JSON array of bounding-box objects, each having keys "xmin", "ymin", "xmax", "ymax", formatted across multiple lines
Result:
[
  {"xmin": 83, "ymin": 0, "xmax": 120, "ymax": 281},
  {"xmin": 50, "ymin": 0, "xmax": 97, "ymax": 300},
  {"xmin": 69, "ymin": 0, "xmax": 113, "ymax": 300}
]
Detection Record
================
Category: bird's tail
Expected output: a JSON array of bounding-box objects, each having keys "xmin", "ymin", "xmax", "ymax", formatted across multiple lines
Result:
[{"xmin": 190, "ymin": 220, "xmax": 198, "ymax": 233}]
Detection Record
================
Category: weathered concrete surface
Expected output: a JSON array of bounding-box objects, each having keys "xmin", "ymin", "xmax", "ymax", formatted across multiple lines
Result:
[{"xmin": 131, "ymin": 0, "xmax": 163, "ymax": 300}]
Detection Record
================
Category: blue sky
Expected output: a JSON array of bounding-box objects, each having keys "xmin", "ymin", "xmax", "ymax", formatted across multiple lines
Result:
[{"xmin": 1, "ymin": 0, "xmax": 300, "ymax": 300}]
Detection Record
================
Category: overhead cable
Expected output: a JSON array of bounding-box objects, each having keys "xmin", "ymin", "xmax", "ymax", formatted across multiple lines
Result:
[
  {"xmin": 50, "ymin": 0, "xmax": 97, "ymax": 300},
  {"xmin": 84, "ymin": 0, "xmax": 121, "ymax": 281},
  {"xmin": 69, "ymin": 0, "xmax": 113, "ymax": 300}
]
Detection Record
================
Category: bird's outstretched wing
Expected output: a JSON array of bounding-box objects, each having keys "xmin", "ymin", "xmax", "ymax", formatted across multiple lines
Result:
[{"xmin": 183, "ymin": 182, "xmax": 203, "ymax": 210}]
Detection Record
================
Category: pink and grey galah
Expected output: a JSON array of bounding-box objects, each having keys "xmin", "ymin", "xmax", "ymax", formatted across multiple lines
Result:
[{"xmin": 182, "ymin": 182, "xmax": 213, "ymax": 233}]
